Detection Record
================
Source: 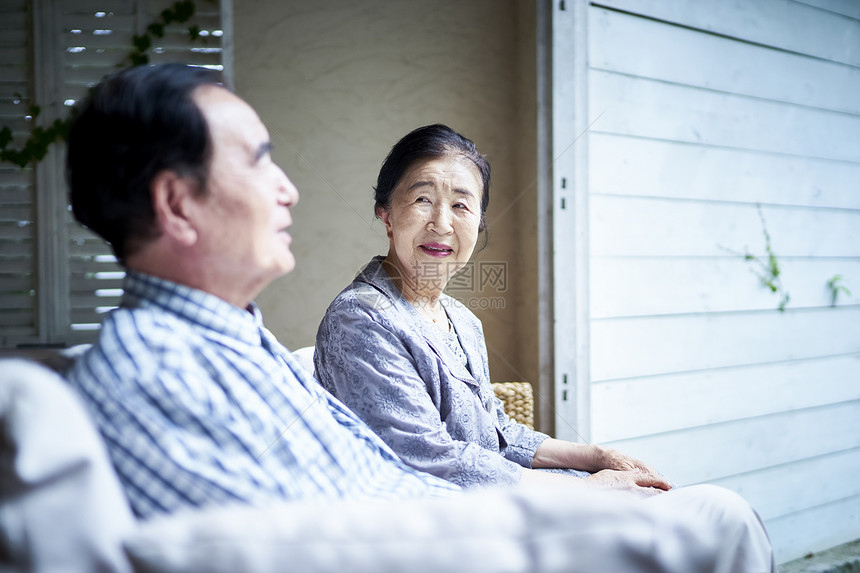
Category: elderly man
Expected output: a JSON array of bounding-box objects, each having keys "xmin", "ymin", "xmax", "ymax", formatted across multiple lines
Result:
[{"xmin": 65, "ymin": 63, "xmax": 774, "ymax": 572}]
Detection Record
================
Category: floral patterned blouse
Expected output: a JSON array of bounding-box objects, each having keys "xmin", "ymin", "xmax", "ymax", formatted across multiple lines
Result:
[{"xmin": 314, "ymin": 256, "xmax": 550, "ymax": 488}]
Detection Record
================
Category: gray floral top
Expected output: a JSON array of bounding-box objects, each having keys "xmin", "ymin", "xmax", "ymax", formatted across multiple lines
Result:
[{"xmin": 314, "ymin": 256, "xmax": 549, "ymax": 488}]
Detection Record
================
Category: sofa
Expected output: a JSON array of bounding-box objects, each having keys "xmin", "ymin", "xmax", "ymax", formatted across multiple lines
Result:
[
  {"xmin": 2, "ymin": 349, "xmax": 609, "ymax": 573},
  {"xmin": 7, "ymin": 349, "xmax": 754, "ymax": 573}
]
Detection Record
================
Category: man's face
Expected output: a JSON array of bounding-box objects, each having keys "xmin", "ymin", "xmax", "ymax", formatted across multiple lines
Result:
[{"xmin": 191, "ymin": 86, "xmax": 299, "ymax": 297}]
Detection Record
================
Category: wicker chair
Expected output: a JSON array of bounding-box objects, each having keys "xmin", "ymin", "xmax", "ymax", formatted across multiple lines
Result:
[{"xmin": 492, "ymin": 382, "xmax": 535, "ymax": 430}]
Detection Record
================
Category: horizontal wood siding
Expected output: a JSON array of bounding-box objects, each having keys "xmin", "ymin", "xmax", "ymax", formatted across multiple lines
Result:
[{"xmin": 564, "ymin": 0, "xmax": 860, "ymax": 563}]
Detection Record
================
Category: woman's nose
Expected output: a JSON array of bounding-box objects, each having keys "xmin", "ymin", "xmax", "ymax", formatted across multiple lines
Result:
[{"xmin": 429, "ymin": 205, "xmax": 453, "ymax": 233}]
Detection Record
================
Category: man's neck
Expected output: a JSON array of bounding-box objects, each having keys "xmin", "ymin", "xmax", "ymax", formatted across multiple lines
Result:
[{"xmin": 126, "ymin": 247, "xmax": 259, "ymax": 311}]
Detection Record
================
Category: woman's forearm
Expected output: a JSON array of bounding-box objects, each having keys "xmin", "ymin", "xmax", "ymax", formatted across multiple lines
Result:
[
  {"xmin": 518, "ymin": 465, "xmax": 589, "ymax": 489},
  {"xmin": 530, "ymin": 438, "xmax": 602, "ymax": 471}
]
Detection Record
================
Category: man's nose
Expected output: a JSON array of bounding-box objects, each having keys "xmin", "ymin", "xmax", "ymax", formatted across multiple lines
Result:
[{"xmin": 276, "ymin": 165, "xmax": 299, "ymax": 206}]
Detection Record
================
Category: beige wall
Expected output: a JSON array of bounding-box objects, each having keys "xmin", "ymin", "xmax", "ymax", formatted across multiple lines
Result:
[{"xmin": 234, "ymin": 1, "xmax": 540, "ymax": 398}]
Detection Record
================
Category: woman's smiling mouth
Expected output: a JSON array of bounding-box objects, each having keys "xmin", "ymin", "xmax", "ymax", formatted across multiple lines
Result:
[{"xmin": 419, "ymin": 243, "xmax": 453, "ymax": 257}]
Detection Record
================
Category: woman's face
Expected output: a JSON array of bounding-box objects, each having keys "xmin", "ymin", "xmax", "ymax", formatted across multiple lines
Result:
[{"xmin": 379, "ymin": 154, "xmax": 483, "ymax": 292}]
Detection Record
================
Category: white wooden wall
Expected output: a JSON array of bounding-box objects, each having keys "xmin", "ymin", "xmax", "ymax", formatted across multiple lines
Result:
[{"xmin": 552, "ymin": 0, "xmax": 860, "ymax": 563}]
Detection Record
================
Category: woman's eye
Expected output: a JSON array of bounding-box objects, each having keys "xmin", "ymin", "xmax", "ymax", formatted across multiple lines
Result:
[{"xmin": 416, "ymin": 197, "xmax": 430, "ymax": 204}]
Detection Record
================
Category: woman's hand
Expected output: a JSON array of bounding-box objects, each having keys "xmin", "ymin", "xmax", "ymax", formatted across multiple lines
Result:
[
  {"xmin": 592, "ymin": 446, "xmax": 667, "ymax": 478},
  {"xmin": 583, "ymin": 468, "xmax": 670, "ymax": 497},
  {"xmin": 520, "ymin": 465, "xmax": 670, "ymax": 497},
  {"xmin": 587, "ymin": 446, "xmax": 672, "ymax": 492},
  {"xmin": 531, "ymin": 439, "xmax": 672, "ymax": 493}
]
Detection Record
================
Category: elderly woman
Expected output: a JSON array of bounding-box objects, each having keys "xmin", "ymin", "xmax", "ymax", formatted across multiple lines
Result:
[{"xmin": 314, "ymin": 124, "xmax": 670, "ymax": 493}]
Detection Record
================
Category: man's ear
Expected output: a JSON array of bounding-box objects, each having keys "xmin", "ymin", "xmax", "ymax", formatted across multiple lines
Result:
[{"xmin": 150, "ymin": 171, "xmax": 201, "ymax": 246}]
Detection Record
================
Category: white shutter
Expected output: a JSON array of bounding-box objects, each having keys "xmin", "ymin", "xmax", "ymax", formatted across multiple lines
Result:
[
  {"xmin": 0, "ymin": 0, "xmax": 38, "ymax": 344},
  {"xmin": 0, "ymin": 0, "xmax": 231, "ymax": 347}
]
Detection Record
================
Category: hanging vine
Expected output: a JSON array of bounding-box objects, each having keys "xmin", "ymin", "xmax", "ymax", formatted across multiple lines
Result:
[
  {"xmin": 827, "ymin": 275, "xmax": 851, "ymax": 307},
  {"xmin": 127, "ymin": 0, "xmax": 201, "ymax": 67},
  {"xmin": 0, "ymin": 0, "xmax": 207, "ymax": 168},
  {"xmin": 722, "ymin": 204, "xmax": 790, "ymax": 312},
  {"xmin": 744, "ymin": 205, "xmax": 790, "ymax": 312},
  {"xmin": 0, "ymin": 105, "xmax": 69, "ymax": 168}
]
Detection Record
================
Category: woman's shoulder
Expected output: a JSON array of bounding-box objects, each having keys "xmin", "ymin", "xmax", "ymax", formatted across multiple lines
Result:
[
  {"xmin": 324, "ymin": 257, "xmax": 401, "ymax": 317},
  {"xmin": 315, "ymin": 269, "xmax": 421, "ymax": 373},
  {"xmin": 326, "ymin": 278, "xmax": 395, "ymax": 318}
]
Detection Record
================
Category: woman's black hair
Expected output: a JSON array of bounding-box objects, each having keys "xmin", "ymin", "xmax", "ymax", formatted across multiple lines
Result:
[{"xmin": 374, "ymin": 124, "xmax": 491, "ymax": 232}]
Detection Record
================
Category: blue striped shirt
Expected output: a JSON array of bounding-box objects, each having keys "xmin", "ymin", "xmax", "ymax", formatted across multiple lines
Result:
[{"xmin": 68, "ymin": 272, "xmax": 459, "ymax": 519}]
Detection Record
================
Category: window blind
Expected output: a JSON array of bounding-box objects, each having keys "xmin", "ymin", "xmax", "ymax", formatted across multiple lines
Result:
[
  {"xmin": 0, "ymin": 0, "xmax": 37, "ymax": 343},
  {"xmin": 0, "ymin": 0, "xmax": 230, "ymax": 347}
]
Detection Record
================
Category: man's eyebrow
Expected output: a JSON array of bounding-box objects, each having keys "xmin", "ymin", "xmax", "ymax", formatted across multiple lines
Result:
[{"xmin": 255, "ymin": 142, "xmax": 273, "ymax": 161}]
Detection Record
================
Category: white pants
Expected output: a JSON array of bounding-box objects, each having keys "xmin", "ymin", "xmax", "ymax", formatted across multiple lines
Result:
[
  {"xmin": 126, "ymin": 483, "xmax": 775, "ymax": 573},
  {"xmin": 641, "ymin": 484, "xmax": 776, "ymax": 573}
]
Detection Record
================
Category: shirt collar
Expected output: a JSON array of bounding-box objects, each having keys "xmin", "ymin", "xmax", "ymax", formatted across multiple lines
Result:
[{"xmin": 121, "ymin": 271, "xmax": 263, "ymax": 346}]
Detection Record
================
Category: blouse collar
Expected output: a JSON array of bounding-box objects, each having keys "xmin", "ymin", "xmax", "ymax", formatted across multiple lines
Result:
[{"xmin": 356, "ymin": 256, "xmax": 482, "ymax": 386}]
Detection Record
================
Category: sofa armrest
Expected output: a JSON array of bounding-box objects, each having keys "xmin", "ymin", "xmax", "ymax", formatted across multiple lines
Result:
[{"xmin": 0, "ymin": 358, "xmax": 134, "ymax": 572}]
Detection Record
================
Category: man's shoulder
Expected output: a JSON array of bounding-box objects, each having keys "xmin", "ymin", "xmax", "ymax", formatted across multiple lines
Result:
[
  {"xmin": 102, "ymin": 304, "xmax": 199, "ymax": 343},
  {"xmin": 71, "ymin": 305, "xmax": 202, "ymax": 386}
]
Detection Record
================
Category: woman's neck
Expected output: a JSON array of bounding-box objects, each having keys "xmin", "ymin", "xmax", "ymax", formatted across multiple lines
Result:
[{"xmin": 381, "ymin": 255, "xmax": 451, "ymax": 330}]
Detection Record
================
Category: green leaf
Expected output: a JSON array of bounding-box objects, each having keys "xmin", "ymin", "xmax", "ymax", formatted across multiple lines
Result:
[
  {"xmin": 147, "ymin": 22, "xmax": 165, "ymax": 38},
  {"xmin": 1, "ymin": 148, "xmax": 28, "ymax": 167},
  {"xmin": 768, "ymin": 254, "xmax": 779, "ymax": 276},
  {"xmin": 827, "ymin": 275, "xmax": 852, "ymax": 306},
  {"xmin": 132, "ymin": 34, "xmax": 152, "ymax": 53},
  {"xmin": 160, "ymin": 7, "xmax": 175, "ymax": 24},
  {"xmin": 0, "ymin": 126, "xmax": 12, "ymax": 149},
  {"xmin": 130, "ymin": 52, "xmax": 150, "ymax": 66},
  {"xmin": 174, "ymin": 0, "xmax": 195, "ymax": 22}
]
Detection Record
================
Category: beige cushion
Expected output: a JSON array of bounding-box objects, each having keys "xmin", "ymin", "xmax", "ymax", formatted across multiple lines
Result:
[{"xmin": 0, "ymin": 358, "xmax": 134, "ymax": 572}]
